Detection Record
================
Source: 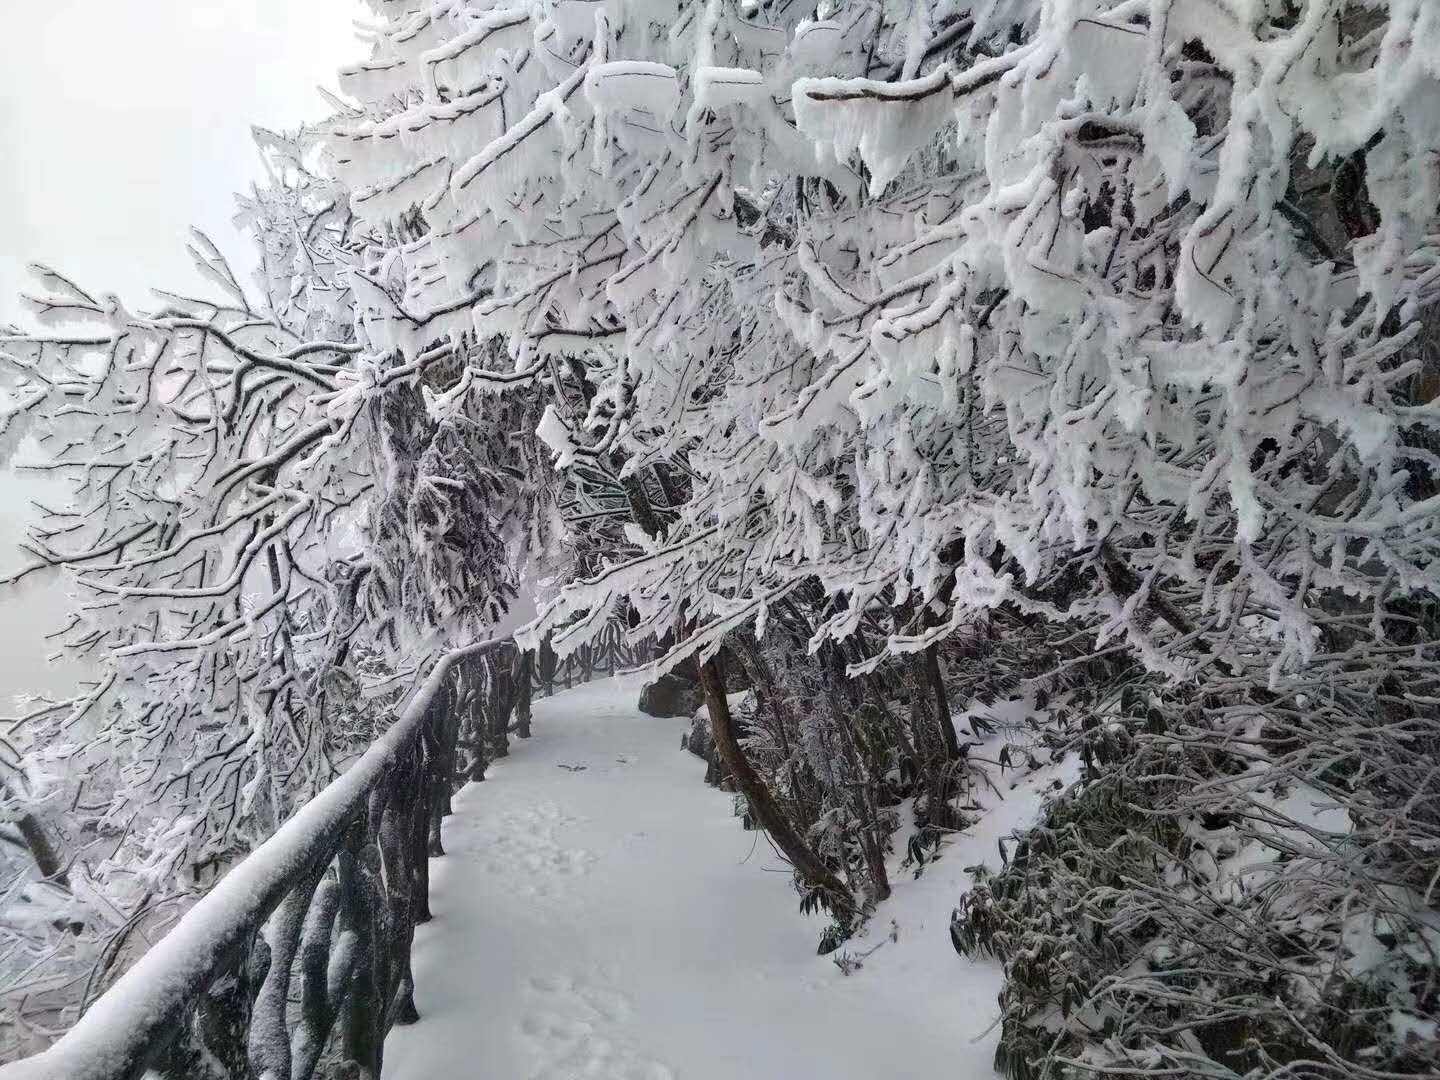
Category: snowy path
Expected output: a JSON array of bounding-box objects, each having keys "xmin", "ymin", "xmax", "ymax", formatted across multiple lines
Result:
[{"xmin": 384, "ymin": 676, "xmax": 1053, "ymax": 1080}]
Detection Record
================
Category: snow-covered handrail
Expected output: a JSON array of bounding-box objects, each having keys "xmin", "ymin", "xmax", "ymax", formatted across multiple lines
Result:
[
  {"xmin": 531, "ymin": 627, "xmax": 654, "ymax": 694},
  {"xmin": 0, "ymin": 637, "xmax": 512, "ymax": 1080}
]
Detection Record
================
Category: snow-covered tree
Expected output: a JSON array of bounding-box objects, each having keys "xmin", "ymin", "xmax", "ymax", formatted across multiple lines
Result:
[
  {"xmin": 5, "ymin": 0, "xmax": 1440, "ymax": 1073},
  {"xmin": 327, "ymin": 0, "xmax": 1440, "ymax": 1073},
  {"xmin": 0, "ymin": 116, "xmax": 554, "ymax": 1054},
  {"xmin": 323, "ymin": 0, "xmax": 1436, "ymax": 672}
]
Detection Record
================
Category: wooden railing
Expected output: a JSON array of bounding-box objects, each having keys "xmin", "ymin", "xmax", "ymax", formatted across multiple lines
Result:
[
  {"xmin": 532, "ymin": 630, "xmax": 652, "ymax": 698},
  {"xmin": 0, "ymin": 628, "xmax": 657, "ymax": 1080},
  {"xmin": 0, "ymin": 638, "xmax": 514, "ymax": 1080}
]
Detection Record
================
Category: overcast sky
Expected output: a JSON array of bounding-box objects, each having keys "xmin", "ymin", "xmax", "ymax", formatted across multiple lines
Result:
[
  {"xmin": 0, "ymin": 0, "xmax": 365, "ymax": 698},
  {"xmin": 0, "ymin": 0, "xmax": 365, "ymax": 323}
]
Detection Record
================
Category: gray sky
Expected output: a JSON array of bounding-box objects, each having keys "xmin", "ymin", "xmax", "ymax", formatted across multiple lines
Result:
[
  {"xmin": 0, "ymin": 0, "xmax": 365, "ymax": 322},
  {"xmin": 0, "ymin": 0, "xmax": 365, "ymax": 698}
]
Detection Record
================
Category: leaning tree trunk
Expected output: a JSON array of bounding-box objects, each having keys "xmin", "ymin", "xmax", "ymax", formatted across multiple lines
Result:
[
  {"xmin": 16, "ymin": 812, "xmax": 68, "ymax": 886},
  {"xmin": 1, "ymin": 779, "xmax": 69, "ymax": 886},
  {"xmin": 698, "ymin": 658, "xmax": 852, "ymax": 913},
  {"xmin": 906, "ymin": 648, "xmax": 973, "ymax": 832},
  {"xmin": 921, "ymin": 642, "xmax": 962, "ymax": 758}
]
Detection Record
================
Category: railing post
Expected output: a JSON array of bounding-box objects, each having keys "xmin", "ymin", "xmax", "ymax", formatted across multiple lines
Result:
[
  {"xmin": 385, "ymin": 748, "xmax": 423, "ymax": 1030},
  {"xmin": 339, "ymin": 817, "xmax": 383, "ymax": 1080},
  {"xmin": 513, "ymin": 649, "xmax": 533, "ymax": 738},
  {"xmin": 148, "ymin": 942, "xmax": 260, "ymax": 1079},
  {"xmin": 438, "ymin": 672, "xmax": 458, "ymax": 817},
  {"xmin": 539, "ymin": 633, "xmax": 557, "ymax": 697},
  {"xmin": 487, "ymin": 648, "xmax": 514, "ymax": 760},
  {"xmin": 0, "ymin": 637, "xmax": 512, "ymax": 1080},
  {"xmin": 248, "ymin": 862, "xmax": 326, "ymax": 1080},
  {"xmin": 291, "ymin": 875, "xmax": 346, "ymax": 1080},
  {"xmin": 464, "ymin": 670, "xmax": 488, "ymax": 781},
  {"xmin": 427, "ymin": 687, "xmax": 455, "ymax": 860}
]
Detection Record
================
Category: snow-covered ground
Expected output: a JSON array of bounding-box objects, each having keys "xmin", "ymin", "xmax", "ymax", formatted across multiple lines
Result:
[{"xmin": 385, "ymin": 676, "xmax": 1062, "ymax": 1080}]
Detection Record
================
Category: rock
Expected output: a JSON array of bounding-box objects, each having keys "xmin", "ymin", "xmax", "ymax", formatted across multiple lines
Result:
[
  {"xmin": 638, "ymin": 673, "xmax": 702, "ymax": 718},
  {"xmin": 684, "ymin": 707, "xmax": 730, "ymax": 788},
  {"xmin": 684, "ymin": 708, "xmax": 714, "ymax": 763}
]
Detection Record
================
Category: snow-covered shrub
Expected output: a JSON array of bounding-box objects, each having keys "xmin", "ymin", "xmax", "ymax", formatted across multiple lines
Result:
[{"xmin": 955, "ymin": 672, "xmax": 1440, "ymax": 1080}]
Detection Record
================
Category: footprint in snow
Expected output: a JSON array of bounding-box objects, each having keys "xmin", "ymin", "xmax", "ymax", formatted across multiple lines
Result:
[
  {"xmin": 472, "ymin": 802, "xmax": 598, "ymax": 903},
  {"xmin": 520, "ymin": 969, "xmax": 671, "ymax": 1080}
]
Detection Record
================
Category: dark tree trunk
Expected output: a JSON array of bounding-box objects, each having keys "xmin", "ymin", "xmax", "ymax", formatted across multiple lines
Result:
[
  {"xmin": 0, "ymin": 776, "xmax": 69, "ymax": 886},
  {"xmin": 621, "ymin": 472, "xmax": 662, "ymax": 541},
  {"xmin": 905, "ymin": 647, "xmax": 971, "ymax": 831},
  {"xmin": 914, "ymin": 539, "xmax": 974, "ymax": 750},
  {"xmin": 15, "ymin": 809, "xmax": 68, "ymax": 886},
  {"xmin": 698, "ymin": 659, "xmax": 852, "ymax": 912},
  {"xmin": 922, "ymin": 642, "xmax": 962, "ymax": 758},
  {"xmin": 651, "ymin": 461, "xmax": 685, "ymax": 509}
]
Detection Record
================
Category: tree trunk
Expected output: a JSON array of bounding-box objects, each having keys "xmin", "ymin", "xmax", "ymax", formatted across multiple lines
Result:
[
  {"xmin": 621, "ymin": 472, "xmax": 662, "ymax": 541},
  {"xmin": 16, "ymin": 810, "xmax": 68, "ymax": 886},
  {"xmin": 922, "ymin": 642, "xmax": 962, "ymax": 758},
  {"xmin": 698, "ymin": 659, "xmax": 852, "ymax": 912},
  {"xmin": 827, "ymin": 696, "xmax": 891, "ymax": 903},
  {"xmin": 1, "ymin": 779, "xmax": 68, "ymax": 886}
]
